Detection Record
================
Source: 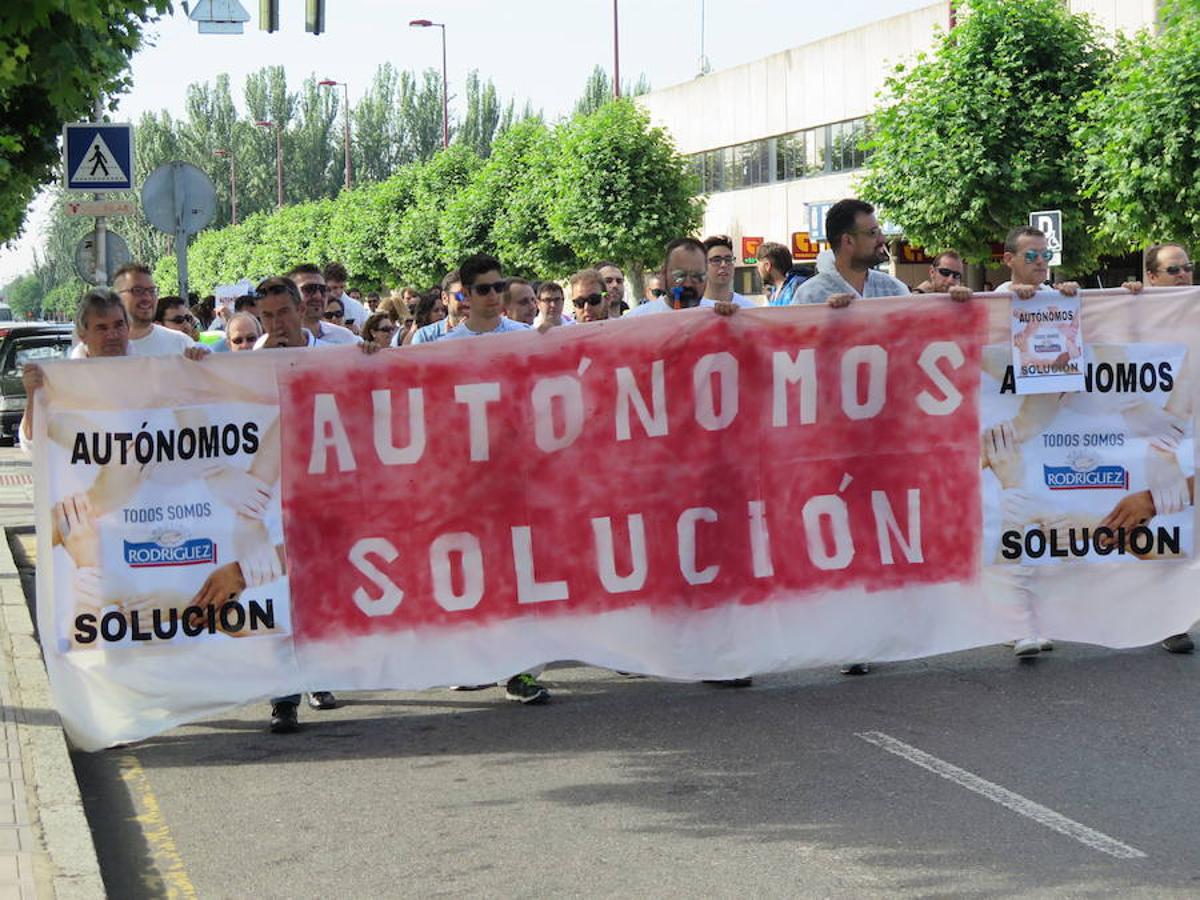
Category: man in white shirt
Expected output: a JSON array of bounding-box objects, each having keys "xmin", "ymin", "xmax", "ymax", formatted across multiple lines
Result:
[
  {"xmin": 791, "ymin": 199, "xmax": 913, "ymax": 307},
  {"xmin": 596, "ymin": 261, "xmax": 628, "ymax": 319},
  {"xmin": 71, "ymin": 263, "xmax": 195, "ymax": 358},
  {"xmin": 702, "ymin": 235, "xmax": 754, "ymax": 307},
  {"xmin": 625, "ymin": 238, "xmax": 718, "ymax": 317},
  {"xmin": 285, "ymin": 264, "xmax": 360, "ymax": 346},
  {"xmin": 323, "ymin": 262, "xmax": 369, "ymax": 332},
  {"xmin": 532, "ymin": 280, "xmax": 573, "ymax": 331},
  {"xmin": 442, "ymin": 254, "xmax": 532, "ymax": 341}
]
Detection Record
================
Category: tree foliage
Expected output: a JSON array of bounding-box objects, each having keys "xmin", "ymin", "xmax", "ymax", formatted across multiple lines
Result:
[
  {"xmin": 859, "ymin": 0, "xmax": 1111, "ymax": 273},
  {"xmin": 0, "ymin": 1, "xmax": 169, "ymax": 243},
  {"xmin": 1075, "ymin": 0, "xmax": 1200, "ymax": 250}
]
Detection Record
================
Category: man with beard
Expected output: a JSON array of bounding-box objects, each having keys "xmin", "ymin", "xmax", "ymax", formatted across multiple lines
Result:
[
  {"xmin": 791, "ymin": 199, "xmax": 910, "ymax": 307},
  {"xmin": 625, "ymin": 238, "xmax": 718, "ymax": 316}
]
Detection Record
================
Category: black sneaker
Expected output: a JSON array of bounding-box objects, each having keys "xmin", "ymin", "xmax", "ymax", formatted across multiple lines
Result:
[
  {"xmin": 270, "ymin": 701, "xmax": 299, "ymax": 734},
  {"xmin": 449, "ymin": 684, "xmax": 494, "ymax": 691},
  {"xmin": 1162, "ymin": 633, "xmax": 1195, "ymax": 654},
  {"xmin": 505, "ymin": 673, "xmax": 550, "ymax": 704},
  {"xmin": 703, "ymin": 677, "xmax": 753, "ymax": 687},
  {"xmin": 307, "ymin": 691, "xmax": 338, "ymax": 710},
  {"xmin": 840, "ymin": 663, "xmax": 870, "ymax": 675}
]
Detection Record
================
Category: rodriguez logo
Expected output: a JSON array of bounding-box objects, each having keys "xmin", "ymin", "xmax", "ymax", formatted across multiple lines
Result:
[
  {"xmin": 124, "ymin": 528, "xmax": 217, "ymax": 568},
  {"xmin": 1043, "ymin": 451, "xmax": 1128, "ymax": 491}
]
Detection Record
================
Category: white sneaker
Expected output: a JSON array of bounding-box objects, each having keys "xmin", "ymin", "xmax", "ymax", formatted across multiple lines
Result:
[
  {"xmin": 1013, "ymin": 637, "xmax": 1042, "ymax": 657},
  {"xmin": 1038, "ymin": 638, "xmax": 1054, "ymax": 651}
]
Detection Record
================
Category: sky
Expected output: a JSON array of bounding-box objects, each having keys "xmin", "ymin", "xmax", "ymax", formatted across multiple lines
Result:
[{"xmin": 0, "ymin": 0, "xmax": 940, "ymax": 285}]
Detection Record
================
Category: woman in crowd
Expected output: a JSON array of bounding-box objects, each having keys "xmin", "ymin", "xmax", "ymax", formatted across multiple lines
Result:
[
  {"xmin": 154, "ymin": 296, "xmax": 199, "ymax": 340},
  {"xmin": 360, "ymin": 312, "xmax": 396, "ymax": 350}
]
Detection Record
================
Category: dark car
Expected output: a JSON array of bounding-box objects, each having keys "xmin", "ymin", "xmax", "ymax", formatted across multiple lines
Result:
[{"xmin": 0, "ymin": 323, "xmax": 75, "ymax": 444}]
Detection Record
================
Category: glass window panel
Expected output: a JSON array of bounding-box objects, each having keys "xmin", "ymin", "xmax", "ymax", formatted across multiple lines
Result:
[{"xmin": 756, "ymin": 140, "xmax": 770, "ymax": 185}]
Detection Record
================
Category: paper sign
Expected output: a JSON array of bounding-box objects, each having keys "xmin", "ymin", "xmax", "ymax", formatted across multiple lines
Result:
[{"xmin": 1011, "ymin": 291, "xmax": 1084, "ymax": 393}]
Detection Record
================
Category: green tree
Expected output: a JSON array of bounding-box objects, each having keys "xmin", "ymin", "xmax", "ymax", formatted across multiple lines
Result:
[
  {"xmin": 352, "ymin": 64, "xmax": 403, "ymax": 183},
  {"xmin": 456, "ymin": 70, "xmax": 501, "ymax": 159},
  {"xmin": 572, "ymin": 66, "xmax": 650, "ymax": 117},
  {"xmin": 1075, "ymin": 1, "xmax": 1200, "ymax": 250},
  {"xmin": 0, "ymin": 1, "xmax": 169, "ymax": 242},
  {"xmin": 399, "ymin": 69, "xmax": 447, "ymax": 163},
  {"xmin": 549, "ymin": 99, "xmax": 702, "ymax": 272},
  {"xmin": 859, "ymin": 0, "xmax": 1111, "ymax": 274},
  {"xmin": 3, "ymin": 273, "xmax": 44, "ymax": 319},
  {"xmin": 390, "ymin": 145, "xmax": 481, "ymax": 284}
]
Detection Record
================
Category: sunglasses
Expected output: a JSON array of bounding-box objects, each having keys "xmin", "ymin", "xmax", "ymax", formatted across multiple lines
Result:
[
  {"xmin": 300, "ymin": 283, "xmax": 329, "ymax": 295},
  {"xmin": 572, "ymin": 293, "xmax": 605, "ymax": 308},
  {"xmin": 470, "ymin": 281, "xmax": 507, "ymax": 296},
  {"xmin": 651, "ymin": 288, "xmax": 667, "ymax": 298},
  {"xmin": 375, "ymin": 324, "xmax": 395, "ymax": 333},
  {"xmin": 1163, "ymin": 263, "xmax": 1194, "ymax": 275},
  {"xmin": 229, "ymin": 335, "xmax": 258, "ymax": 346},
  {"xmin": 935, "ymin": 267, "xmax": 963, "ymax": 280},
  {"xmin": 1023, "ymin": 249, "xmax": 1054, "ymax": 263},
  {"xmin": 165, "ymin": 314, "xmax": 195, "ymax": 325},
  {"xmin": 323, "ymin": 310, "xmax": 344, "ymax": 320}
]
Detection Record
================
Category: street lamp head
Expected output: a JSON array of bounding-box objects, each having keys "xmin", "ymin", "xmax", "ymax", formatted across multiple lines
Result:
[
  {"xmin": 409, "ymin": 19, "xmax": 433, "ymax": 27},
  {"xmin": 255, "ymin": 120, "xmax": 273, "ymax": 128},
  {"xmin": 213, "ymin": 149, "xmax": 230, "ymax": 157},
  {"xmin": 318, "ymin": 79, "xmax": 338, "ymax": 86}
]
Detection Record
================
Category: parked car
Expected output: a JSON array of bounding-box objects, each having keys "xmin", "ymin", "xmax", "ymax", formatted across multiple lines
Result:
[{"xmin": 0, "ymin": 323, "xmax": 75, "ymax": 445}]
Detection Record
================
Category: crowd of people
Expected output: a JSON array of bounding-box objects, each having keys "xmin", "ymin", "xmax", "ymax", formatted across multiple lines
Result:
[{"xmin": 18, "ymin": 197, "xmax": 1199, "ymax": 733}]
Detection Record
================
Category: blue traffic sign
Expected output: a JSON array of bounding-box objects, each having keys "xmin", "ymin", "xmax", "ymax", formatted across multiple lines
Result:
[{"xmin": 63, "ymin": 123, "xmax": 134, "ymax": 191}]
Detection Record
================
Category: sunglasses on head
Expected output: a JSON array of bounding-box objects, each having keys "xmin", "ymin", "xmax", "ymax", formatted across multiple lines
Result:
[
  {"xmin": 572, "ymin": 293, "xmax": 605, "ymax": 308},
  {"xmin": 935, "ymin": 267, "xmax": 963, "ymax": 280},
  {"xmin": 470, "ymin": 281, "xmax": 507, "ymax": 296},
  {"xmin": 1164, "ymin": 263, "xmax": 1194, "ymax": 275},
  {"xmin": 1023, "ymin": 249, "xmax": 1054, "ymax": 263}
]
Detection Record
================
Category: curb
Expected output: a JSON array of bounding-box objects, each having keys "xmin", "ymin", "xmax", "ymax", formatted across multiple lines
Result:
[{"xmin": 0, "ymin": 528, "xmax": 105, "ymax": 899}]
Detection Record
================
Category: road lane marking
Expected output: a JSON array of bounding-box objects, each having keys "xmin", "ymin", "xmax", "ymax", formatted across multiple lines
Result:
[
  {"xmin": 855, "ymin": 731, "xmax": 1146, "ymax": 860},
  {"xmin": 118, "ymin": 754, "xmax": 198, "ymax": 898}
]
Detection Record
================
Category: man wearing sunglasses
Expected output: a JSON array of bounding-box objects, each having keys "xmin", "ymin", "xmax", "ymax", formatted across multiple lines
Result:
[
  {"xmin": 1145, "ymin": 243, "xmax": 1194, "ymax": 287},
  {"xmin": 285, "ymin": 264, "xmax": 360, "ymax": 346},
  {"xmin": 995, "ymin": 226, "xmax": 1079, "ymax": 299},
  {"xmin": 442, "ymin": 254, "xmax": 531, "ymax": 340},
  {"xmin": 567, "ymin": 269, "xmax": 610, "ymax": 323},
  {"xmin": 913, "ymin": 251, "xmax": 967, "ymax": 294}
]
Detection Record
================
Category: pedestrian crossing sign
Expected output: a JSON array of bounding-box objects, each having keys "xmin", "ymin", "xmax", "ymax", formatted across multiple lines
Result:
[{"xmin": 63, "ymin": 123, "xmax": 134, "ymax": 191}]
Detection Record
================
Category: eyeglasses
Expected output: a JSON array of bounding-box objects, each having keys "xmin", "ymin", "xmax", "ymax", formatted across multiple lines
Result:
[
  {"xmin": 849, "ymin": 227, "xmax": 882, "ymax": 239},
  {"xmin": 323, "ymin": 310, "xmax": 344, "ymax": 320},
  {"xmin": 670, "ymin": 270, "xmax": 706, "ymax": 285},
  {"xmin": 300, "ymin": 283, "xmax": 328, "ymax": 295},
  {"xmin": 229, "ymin": 335, "xmax": 258, "ymax": 346},
  {"xmin": 572, "ymin": 293, "xmax": 606, "ymax": 308},
  {"xmin": 707, "ymin": 255, "xmax": 735, "ymax": 267},
  {"xmin": 119, "ymin": 286, "xmax": 158, "ymax": 299},
  {"xmin": 1023, "ymin": 249, "xmax": 1054, "ymax": 263},
  {"xmin": 935, "ymin": 267, "xmax": 963, "ymax": 280},
  {"xmin": 1163, "ymin": 263, "xmax": 1194, "ymax": 275},
  {"xmin": 537, "ymin": 294, "xmax": 563, "ymax": 304},
  {"xmin": 470, "ymin": 281, "xmax": 507, "ymax": 296},
  {"xmin": 164, "ymin": 314, "xmax": 195, "ymax": 325}
]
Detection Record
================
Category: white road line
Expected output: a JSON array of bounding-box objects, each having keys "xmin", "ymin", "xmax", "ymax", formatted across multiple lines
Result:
[{"xmin": 855, "ymin": 730, "xmax": 1146, "ymax": 860}]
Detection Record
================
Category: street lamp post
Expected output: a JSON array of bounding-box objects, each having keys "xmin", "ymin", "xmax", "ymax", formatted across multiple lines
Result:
[
  {"xmin": 409, "ymin": 18, "xmax": 449, "ymax": 148},
  {"xmin": 213, "ymin": 149, "xmax": 237, "ymax": 224},
  {"xmin": 318, "ymin": 79, "xmax": 352, "ymax": 190},
  {"xmin": 612, "ymin": 0, "xmax": 621, "ymax": 98},
  {"xmin": 255, "ymin": 120, "xmax": 284, "ymax": 208}
]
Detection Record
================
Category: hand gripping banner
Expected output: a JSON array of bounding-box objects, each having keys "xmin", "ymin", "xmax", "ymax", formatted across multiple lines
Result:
[{"xmin": 31, "ymin": 289, "xmax": 1200, "ymax": 750}]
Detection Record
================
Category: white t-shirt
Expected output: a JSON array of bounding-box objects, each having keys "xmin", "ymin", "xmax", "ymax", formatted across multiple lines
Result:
[
  {"xmin": 442, "ymin": 318, "xmax": 532, "ymax": 340},
  {"xmin": 532, "ymin": 312, "xmax": 576, "ymax": 328},
  {"xmin": 703, "ymin": 291, "xmax": 755, "ymax": 308},
  {"xmin": 70, "ymin": 324, "xmax": 195, "ymax": 359},
  {"xmin": 310, "ymin": 320, "xmax": 361, "ymax": 346},
  {"xmin": 624, "ymin": 297, "xmax": 717, "ymax": 317}
]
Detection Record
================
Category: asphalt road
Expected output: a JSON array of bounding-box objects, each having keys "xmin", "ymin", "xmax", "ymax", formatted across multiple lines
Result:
[{"xmin": 69, "ymin": 643, "xmax": 1200, "ymax": 898}]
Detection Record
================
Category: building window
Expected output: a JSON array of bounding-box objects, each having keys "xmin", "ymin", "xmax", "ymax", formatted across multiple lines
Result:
[{"xmin": 690, "ymin": 116, "xmax": 871, "ymax": 195}]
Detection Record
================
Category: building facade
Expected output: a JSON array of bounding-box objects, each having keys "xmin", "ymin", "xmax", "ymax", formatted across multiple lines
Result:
[{"xmin": 636, "ymin": 1, "xmax": 1161, "ymax": 291}]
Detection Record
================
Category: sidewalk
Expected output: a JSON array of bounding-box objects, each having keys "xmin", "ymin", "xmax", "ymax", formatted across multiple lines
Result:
[{"xmin": 0, "ymin": 450, "xmax": 104, "ymax": 899}]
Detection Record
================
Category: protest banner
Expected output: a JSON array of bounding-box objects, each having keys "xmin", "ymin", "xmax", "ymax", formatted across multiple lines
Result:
[{"xmin": 31, "ymin": 289, "xmax": 1200, "ymax": 750}]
